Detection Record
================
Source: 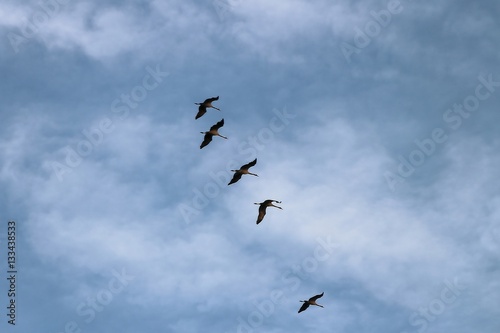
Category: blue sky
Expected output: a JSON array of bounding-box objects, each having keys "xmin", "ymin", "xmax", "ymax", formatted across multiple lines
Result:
[{"xmin": 1, "ymin": 0, "xmax": 499, "ymax": 332}]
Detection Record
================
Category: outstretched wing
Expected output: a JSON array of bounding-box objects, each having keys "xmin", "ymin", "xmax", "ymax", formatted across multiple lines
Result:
[
  {"xmin": 241, "ymin": 158, "xmax": 257, "ymax": 170},
  {"xmin": 228, "ymin": 172, "xmax": 242, "ymax": 185},
  {"xmin": 200, "ymin": 133, "xmax": 213, "ymax": 149},
  {"xmin": 210, "ymin": 119, "xmax": 224, "ymax": 131},
  {"xmin": 310, "ymin": 292, "xmax": 324, "ymax": 301},
  {"xmin": 204, "ymin": 96, "xmax": 219, "ymax": 103},
  {"xmin": 256, "ymin": 205, "xmax": 267, "ymax": 224},
  {"xmin": 195, "ymin": 105, "xmax": 207, "ymax": 119},
  {"xmin": 298, "ymin": 302, "xmax": 310, "ymax": 313}
]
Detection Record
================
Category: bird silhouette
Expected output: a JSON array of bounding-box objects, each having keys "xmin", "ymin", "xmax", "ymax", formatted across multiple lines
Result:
[
  {"xmin": 195, "ymin": 96, "xmax": 220, "ymax": 119},
  {"xmin": 228, "ymin": 159, "xmax": 258, "ymax": 185},
  {"xmin": 254, "ymin": 200, "xmax": 282, "ymax": 224},
  {"xmin": 200, "ymin": 119, "xmax": 227, "ymax": 149},
  {"xmin": 298, "ymin": 292, "xmax": 324, "ymax": 313}
]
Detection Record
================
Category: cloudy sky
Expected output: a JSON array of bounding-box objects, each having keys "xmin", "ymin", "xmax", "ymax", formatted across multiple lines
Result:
[{"xmin": 1, "ymin": 0, "xmax": 499, "ymax": 332}]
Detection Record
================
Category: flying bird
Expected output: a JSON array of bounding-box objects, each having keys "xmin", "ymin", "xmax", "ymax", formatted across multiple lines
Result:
[
  {"xmin": 298, "ymin": 292, "xmax": 324, "ymax": 313},
  {"xmin": 254, "ymin": 200, "xmax": 282, "ymax": 224},
  {"xmin": 200, "ymin": 119, "xmax": 227, "ymax": 149},
  {"xmin": 195, "ymin": 96, "xmax": 220, "ymax": 119},
  {"xmin": 228, "ymin": 158, "xmax": 258, "ymax": 185}
]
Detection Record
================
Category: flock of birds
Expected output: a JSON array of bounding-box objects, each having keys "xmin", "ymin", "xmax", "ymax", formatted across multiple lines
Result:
[{"xmin": 194, "ymin": 96, "xmax": 325, "ymax": 314}]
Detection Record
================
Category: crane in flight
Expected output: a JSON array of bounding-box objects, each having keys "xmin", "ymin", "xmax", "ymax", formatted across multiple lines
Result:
[
  {"xmin": 200, "ymin": 119, "xmax": 227, "ymax": 149},
  {"xmin": 254, "ymin": 200, "xmax": 282, "ymax": 224},
  {"xmin": 228, "ymin": 158, "xmax": 258, "ymax": 185},
  {"xmin": 195, "ymin": 96, "xmax": 220, "ymax": 119},
  {"xmin": 298, "ymin": 292, "xmax": 324, "ymax": 313}
]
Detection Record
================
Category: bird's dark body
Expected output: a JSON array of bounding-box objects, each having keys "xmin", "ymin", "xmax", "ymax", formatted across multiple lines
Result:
[
  {"xmin": 228, "ymin": 158, "xmax": 258, "ymax": 185},
  {"xmin": 255, "ymin": 200, "xmax": 282, "ymax": 224},
  {"xmin": 200, "ymin": 119, "xmax": 226, "ymax": 149},
  {"xmin": 298, "ymin": 292, "xmax": 324, "ymax": 313},
  {"xmin": 195, "ymin": 96, "xmax": 220, "ymax": 119}
]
